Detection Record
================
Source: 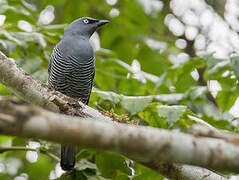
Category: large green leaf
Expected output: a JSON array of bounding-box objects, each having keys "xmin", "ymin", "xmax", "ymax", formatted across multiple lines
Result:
[
  {"xmin": 139, "ymin": 103, "xmax": 195, "ymax": 129},
  {"xmin": 133, "ymin": 163, "xmax": 164, "ymax": 180},
  {"xmin": 96, "ymin": 152, "xmax": 131, "ymax": 179},
  {"xmin": 216, "ymin": 90, "xmax": 237, "ymax": 112},
  {"xmin": 24, "ymin": 155, "xmax": 55, "ymax": 180},
  {"xmin": 157, "ymin": 105, "xmax": 187, "ymax": 126}
]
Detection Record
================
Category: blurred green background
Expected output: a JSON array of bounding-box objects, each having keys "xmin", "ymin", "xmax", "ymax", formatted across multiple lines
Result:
[{"xmin": 0, "ymin": 0, "xmax": 239, "ymax": 179}]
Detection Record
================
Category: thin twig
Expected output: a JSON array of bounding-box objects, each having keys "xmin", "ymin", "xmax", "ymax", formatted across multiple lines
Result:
[
  {"xmin": 0, "ymin": 146, "xmax": 60, "ymax": 162},
  {"xmin": 41, "ymin": 150, "xmax": 60, "ymax": 162}
]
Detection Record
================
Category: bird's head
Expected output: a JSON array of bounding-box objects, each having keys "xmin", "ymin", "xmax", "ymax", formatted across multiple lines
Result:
[{"xmin": 64, "ymin": 17, "xmax": 109, "ymax": 39}]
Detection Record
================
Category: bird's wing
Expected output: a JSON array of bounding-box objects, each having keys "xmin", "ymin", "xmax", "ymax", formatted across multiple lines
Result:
[
  {"xmin": 48, "ymin": 46, "xmax": 72, "ymax": 91},
  {"xmin": 48, "ymin": 52, "xmax": 53, "ymax": 75},
  {"xmin": 68, "ymin": 56, "xmax": 95, "ymax": 104},
  {"xmin": 85, "ymin": 62, "xmax": 95, "ymax": 105}
]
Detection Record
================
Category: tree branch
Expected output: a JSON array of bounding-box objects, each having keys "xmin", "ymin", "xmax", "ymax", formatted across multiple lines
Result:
[
  {"xmin": 0, "ymin": 146, "xmax": 60, "ymax": 162},
  {"xmin": 0, "ymin": 50, "xmax": 229, "ymax": 179},
  {"xmin": 0, "ymin": 51, "xmax": 111, "ymax": 119},
  {"xmin": 0, "ymin": 99, "xmax": 235, "ymax": 176},
  {"xmin": 145, "ymin": 163, "xmax": 226, "ymax": 180}
]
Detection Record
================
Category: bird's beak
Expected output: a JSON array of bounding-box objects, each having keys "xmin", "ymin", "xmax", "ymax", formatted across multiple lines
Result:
[{"xmin": 97, "ymin": 20, "xmax": 109, "ymax": 27}]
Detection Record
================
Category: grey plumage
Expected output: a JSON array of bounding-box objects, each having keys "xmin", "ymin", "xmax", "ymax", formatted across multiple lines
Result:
[
  {"xmin": 48, "ymin": 17, "xmax": 108, "ymax": 171},
  {"xmin": 49, "ymin": 44, "xmax": 95, "ymax": 104}
]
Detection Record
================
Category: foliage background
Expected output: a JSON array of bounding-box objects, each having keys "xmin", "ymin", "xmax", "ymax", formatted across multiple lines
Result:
[{"xmin": 0, "ymin": 0, "xmax": 238, "ymax": 179}]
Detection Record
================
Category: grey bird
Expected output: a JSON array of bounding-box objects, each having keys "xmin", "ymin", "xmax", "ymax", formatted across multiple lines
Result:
[{"xmin": 48, "ymin": 17, "xmax": 109, "ymax": 171}]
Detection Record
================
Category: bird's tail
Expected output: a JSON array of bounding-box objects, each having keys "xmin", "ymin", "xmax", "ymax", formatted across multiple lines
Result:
[{"xmin": 60, "ymin": 145, "xmax": 75, "ymax": 171}]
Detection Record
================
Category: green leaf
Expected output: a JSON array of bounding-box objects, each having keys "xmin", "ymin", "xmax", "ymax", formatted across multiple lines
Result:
[
  {"xmin": 231, "ymin": 56, "xmax": 239, "ymax": 79},
  {"xmin": 138, "ymin": 103, "xmax": 167, "ymax": 128},
  {"xmin": 25, "ymin": 155, "xmax": 55, "ymax": 180},
  {"xmin": 13, "ymin": 32, "xmax": 47, "ymax": 49},
  {"xmin": 75, "ymin": 159, "xmax": 97, "ymax": 172},
  {"xmin": 133, "ymin": 163, "xmax": 164, "ymax": 180},
  {"xmin": 185, "ymin": 86, "xmax": 207, "ymax": 100},
  {"xmin": 139, "ymin": 104, "xmax": 195, "ymax": 129},
  {"xmin": 93, "ymin": 88, "xmax": 122, "ymax": 104},
  {"xmin": 96, "ymin": 152, "xmax": 131, "ymax": 178},
  {"xmin": 216, "ymin": 90, "xmax": 237, "ymax": 112},
  {"xmin": 93, "ymin": 89, "xmax": 184, "ymax": 114},
  {"xmin": 208, "ymin": 60, "xmax": 230, "ymax": 76},
  {"xmin": 121, "ymin": 96, "xmax": 153, "ymax": 115},
  {"xmin": 157, "ymin": 105, "xmax": 187, "ymax": 127},
  {"xmin": 204, "ymin": 55, "xmax": 221, "ymax": 68},
  {"xmin": 0, "ymin": 136, "xmax": 13, "ymax": 146},
  {"xmin": 0, "ymin": 83, "xmax": 11, "ymax": 95},
  {"xmin": 12, "ymin": 137, "xmax": 26, "ymax": 146},
  {"xmin": 161, "ymin": 57, "xmax": 205, "ymax": 93},
  {"xmin": 115, "ymin": 173, "xmax": 130, "ymax": 180}
]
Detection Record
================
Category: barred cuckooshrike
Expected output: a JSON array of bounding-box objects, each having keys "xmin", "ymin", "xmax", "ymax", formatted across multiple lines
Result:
[{"xmin": 48, "ymin": 17, "xmax": 108, "ymax": 171}]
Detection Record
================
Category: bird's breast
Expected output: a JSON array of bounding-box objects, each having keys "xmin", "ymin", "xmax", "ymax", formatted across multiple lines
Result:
[{"xmin": 59, "ymin": 38, "xmax": 94, "ymax": 63}]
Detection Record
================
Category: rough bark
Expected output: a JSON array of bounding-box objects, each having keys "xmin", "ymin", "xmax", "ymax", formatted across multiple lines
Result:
[
  {"xmin": 0, "ymin": 99, "xmax": 234, "ymax": 177},
  {"xmin": 0, "ymin": 50, "xmax": 230, "ymax": 179}
]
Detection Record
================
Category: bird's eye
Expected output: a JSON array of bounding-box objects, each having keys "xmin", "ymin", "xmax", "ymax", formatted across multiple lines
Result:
[{"xmin": 83, "ymin": 19, "xmax": 89, "ymax": 24}]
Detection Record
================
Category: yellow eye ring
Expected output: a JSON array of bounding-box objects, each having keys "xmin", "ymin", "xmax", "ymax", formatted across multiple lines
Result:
[{"xmin": 83, "ymin": 19, "xmax": 89, "ymax": 24}]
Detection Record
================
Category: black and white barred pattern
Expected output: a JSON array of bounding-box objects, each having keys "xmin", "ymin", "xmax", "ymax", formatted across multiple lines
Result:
[{"xmin": 48, "ymin": 46, "xmax": 95, "ymax": 104}]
